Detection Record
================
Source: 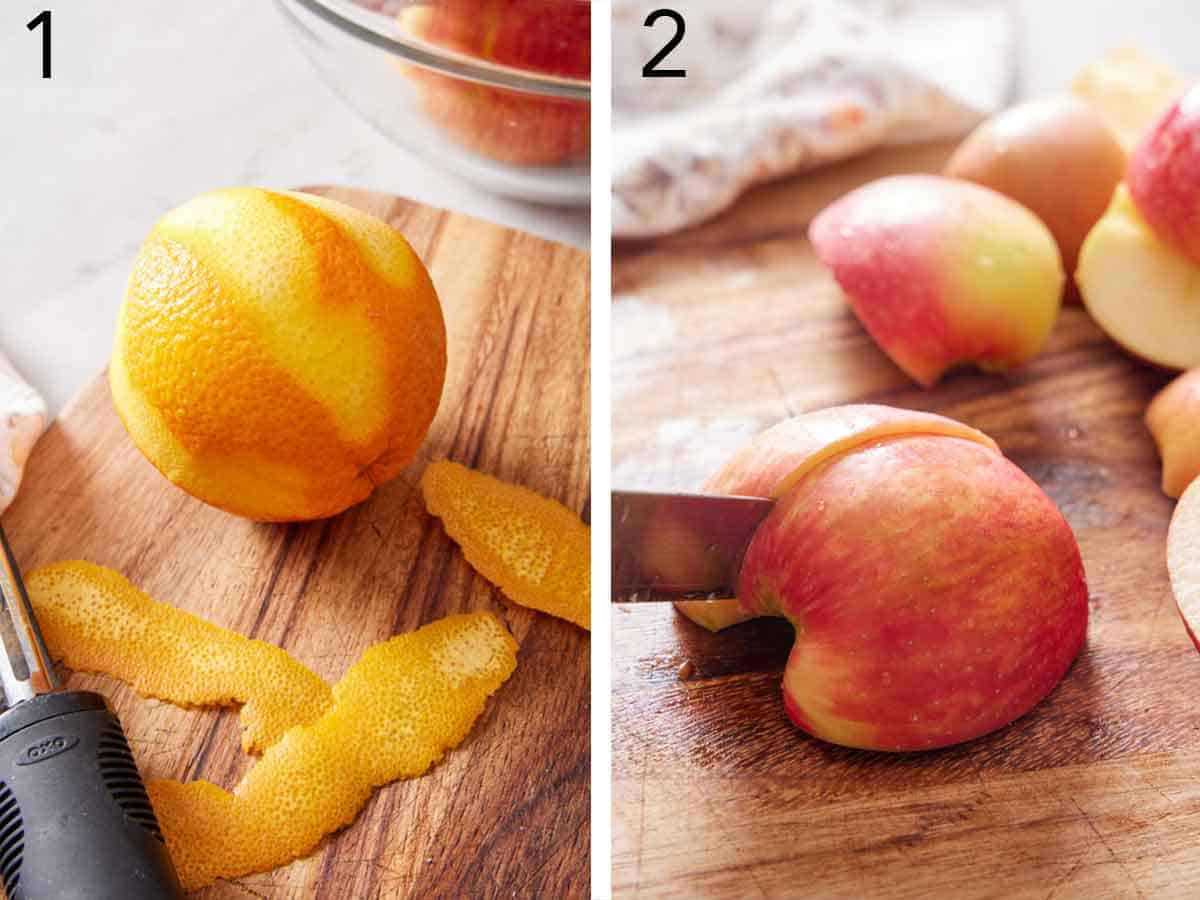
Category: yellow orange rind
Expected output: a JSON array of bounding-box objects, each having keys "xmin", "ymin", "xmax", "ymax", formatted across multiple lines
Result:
[
  {"xmin": 149, "ymin": 612, "xmax": 517, "ymax": 890},
  {"xmin": 421, "ymin": 460, "xmax": 590, "ymax": 630},
  {"xmin": 26, "ymin": 561, "xmax": 331, "ymax": 753}
]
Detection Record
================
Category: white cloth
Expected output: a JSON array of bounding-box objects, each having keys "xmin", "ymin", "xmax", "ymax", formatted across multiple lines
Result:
[
  {"xmin": 0, "ymin": 352, "xmax": 47, "ymax": 514},
  {"xmin": 613, "ymin": 0, "xmax": 1017, "ymax": 238}
]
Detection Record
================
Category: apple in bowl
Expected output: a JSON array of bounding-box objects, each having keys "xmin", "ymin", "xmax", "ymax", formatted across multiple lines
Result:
[
  {"xmin": 676, "ymin": 405, "xmax": 1089, "ymax": 752},
  {"xmin": 398, "ymin": 0, "xmax": 589, "ymax": 166}
]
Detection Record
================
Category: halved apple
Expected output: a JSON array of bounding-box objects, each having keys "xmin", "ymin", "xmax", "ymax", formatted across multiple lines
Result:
[{"xmin": 677, "ymin": 404, "xmax": 1088, "ymax": 752}]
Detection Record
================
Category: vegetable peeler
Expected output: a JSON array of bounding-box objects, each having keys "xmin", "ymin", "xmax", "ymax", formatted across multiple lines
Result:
[{"xmin": 0, "ymin": 524, "xmax": 183, "ymax": 899}]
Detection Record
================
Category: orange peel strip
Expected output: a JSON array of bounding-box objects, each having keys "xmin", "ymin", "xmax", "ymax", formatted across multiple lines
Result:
[
  {"xmin": 421, "ymin": 460, "xmax": 590, "ymax": 630},
  {"xmin": 148, "ymin": 612, "xmax": 518, "ymax": 890},
  {"xmin": 25, "ymin": 561, "xmax": 332, "ymax": 754}
]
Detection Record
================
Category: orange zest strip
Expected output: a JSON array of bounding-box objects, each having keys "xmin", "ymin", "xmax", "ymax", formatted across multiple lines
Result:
[
  {"xmin": 148, "ymin": 612, "xmax": 518, "ymax": 890},
  {"xmin": 421, "ymin": 460, "xmax": 590, "ymax": 630},
  {"xmin": 25, "ymin": 561, "xmax": 332, "ymax": 754}
]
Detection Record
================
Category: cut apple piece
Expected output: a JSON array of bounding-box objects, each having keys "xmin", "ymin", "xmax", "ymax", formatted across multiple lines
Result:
[
  {"xmin": 1128, "ymin": 84, "xmax": 1200, "ymax": 267},
  {"xmin": 1167, "ymin": 478, "xmax": 1200, "ymax": 650},
  {"xmin": 1147, "ymin": 369, "xmax": 1200, "ymax": 498},
  {"xmin": 1071, "ymin": 46, "xmax": 1186, "ymax": 152},
  {"xmin": 677, "ymin": 404, "xmax": 1088, "ymax": 752},
  {"xmin": 945, "ymin": 95, "xmax": 1126, "ymax": 276},
  {"xmin": 810, "ymin": 175, "xmax": 1065, "ymax": 387},
  {"xmin": 1077, "ymin": 184, "xmax": 1200, "ymax": 370},
  {"xmin": 674, "ymin": 405, "xmax": 998, "ymax": 633}
]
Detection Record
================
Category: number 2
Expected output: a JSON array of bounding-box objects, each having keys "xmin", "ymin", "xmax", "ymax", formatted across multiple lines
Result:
[
  {"xmin": 642, "ymin": 9, "xmax": 686, "ymax": 79},
  {"xmin": 27, "ymin": 10, "xmax": 51, "ymax": 79}
]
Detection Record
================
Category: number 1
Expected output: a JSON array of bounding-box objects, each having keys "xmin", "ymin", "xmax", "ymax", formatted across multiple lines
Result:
[{"xmin": 27, "ymin": 10, "xmax": 51, "ymax": 79}]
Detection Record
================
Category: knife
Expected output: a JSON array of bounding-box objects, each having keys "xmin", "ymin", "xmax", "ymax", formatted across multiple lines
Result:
[
  {"xmin": 611, "ymin": 490, "xmax": 774, "ymax": 601},
  {"xmin": 0, "ymin": 524, "xmax": 184, "ymax": 899}
]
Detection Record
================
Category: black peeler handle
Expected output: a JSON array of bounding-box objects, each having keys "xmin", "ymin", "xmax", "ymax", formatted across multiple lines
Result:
[{"xmin": 0, "ymin": 691, "xmax": 183, "ymax": 899}]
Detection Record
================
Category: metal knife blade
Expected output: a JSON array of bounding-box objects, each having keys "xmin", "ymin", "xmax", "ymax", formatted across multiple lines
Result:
[
  {"xmin": 0, "ymin": 523, "xmax": 57, "ymax": 706},
  {"xmin": 611, "ymin": 489, "xmax": 774, "ymax": 601}
]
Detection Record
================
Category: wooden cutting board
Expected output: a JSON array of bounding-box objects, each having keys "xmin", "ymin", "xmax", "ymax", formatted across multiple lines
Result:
[
  {"xmin": 612, "ymin": 141, "xmax": 1200, "ymax": 898},
  {"xmin": 3, "ymin": 188, "xmax": 590, "ymax": 899}
]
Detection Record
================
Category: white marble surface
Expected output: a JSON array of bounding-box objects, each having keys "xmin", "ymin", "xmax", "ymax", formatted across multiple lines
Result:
[{"xmin": 0, "ymin": 1, "xmax": 588, "ymax": 414}]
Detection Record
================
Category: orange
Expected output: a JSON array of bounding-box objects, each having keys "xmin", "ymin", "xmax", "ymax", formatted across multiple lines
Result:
[{"xmin": 111, "ymin": 188, "xmax": 447, "ymax": 521}]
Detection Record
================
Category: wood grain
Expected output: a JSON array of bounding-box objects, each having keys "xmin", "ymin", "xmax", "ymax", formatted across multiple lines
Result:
[
  {"xmin": 3, "ymin": 188, "xmax": 590, "ymax": 900},
  {"xmin": 612, "ymin": 141, "xmax": 1200, "ymax": 898}
]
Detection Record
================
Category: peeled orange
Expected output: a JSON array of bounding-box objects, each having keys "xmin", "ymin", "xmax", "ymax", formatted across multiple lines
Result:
[{"xmin": 111, "ymin": 188, "xmax": 447, "ymax": 521}]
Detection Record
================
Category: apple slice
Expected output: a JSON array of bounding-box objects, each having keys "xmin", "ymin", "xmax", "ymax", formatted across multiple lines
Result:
[
  {"xmin": 1167, "ymin": 478, "xmax": 1200, "ymax": 650},
  {"xmin": 1076, "ymin": 184, "xmax": 1200, "ymax": 370},
  {"xmin": 1147, "ymin": 369, "xmax": 1200, "ymax": 498}
]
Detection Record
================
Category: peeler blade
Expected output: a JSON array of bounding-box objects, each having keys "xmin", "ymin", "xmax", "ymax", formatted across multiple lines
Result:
[{"xmin": 0, "ymin": 523, "xmax": 57, "ymax": 706}]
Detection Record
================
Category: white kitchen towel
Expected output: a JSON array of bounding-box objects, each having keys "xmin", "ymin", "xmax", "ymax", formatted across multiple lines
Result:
[
  {"xmin": 0, "ymin": 351, "xmax": 47, "ymax": 514},
  {"xmin": 613, "ymin": 0, "xmax": 1017, "ymax": 238}
]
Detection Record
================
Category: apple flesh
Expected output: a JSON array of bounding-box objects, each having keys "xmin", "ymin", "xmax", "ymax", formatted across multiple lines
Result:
[
  {"xmin": 1146, "ymin": 369, "xmax": 1200, "ymax": 498},
  {"xmin": 1166, "ymin": 478, "xmax": 1200, "ymax": 650},
  {"xmin": 944, "ymin": 95, "xmax": 1125, "ymax": 278},
  {"xmin": 398, "ymin": 0, "xmax": 589, "ymax": 166},
  {"xmin": 1076, "ymin": 184, "xmax": 1200, "ymax": 370},
  {"xmin": 1128, "ymin": 84, "xmax": 1200, "ymax": 267},
  {"xmin": 1071, "ymin": 47, "xmax": 1185, "ymax": 152},
  {"xmin": 679, "ymin": 405, "xmax": 1089, "ymax": 752},
  {"xmin": 809, "ymin": 175, "xmax": 1065, "ymax": 387}
]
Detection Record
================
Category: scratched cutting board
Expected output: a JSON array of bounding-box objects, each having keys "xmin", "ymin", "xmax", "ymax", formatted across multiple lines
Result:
[
  {"xmin": 612, "ymin": 141, "xmax": 1200, "ymax": 898},
  {"xmin": 3, "ymin": 188, "xmax": 589, "ymax": 899}
]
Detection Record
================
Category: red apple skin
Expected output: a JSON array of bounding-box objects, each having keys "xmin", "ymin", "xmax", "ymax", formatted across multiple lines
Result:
[
  {"xmin": 400, "ymin": 0, "xmax": 589, "ymax": 166},
  {"xmin": 944, "ymin": 94, "xmax": 1126, "ymax": 278},
  {"xmin": 733, "ymin": 432, "xmax": 1087, "ymax": 752},
  {"xmin": 1128, "ymin": 84, "xmax": 1200, "ymax": 266},
  {"xmin": 809, "ymin": 175, "xmax": 1064, "ymax": 387},
  {"xmin": 675, "ymin": 405, "xmax": 998, "ymax": 632}
]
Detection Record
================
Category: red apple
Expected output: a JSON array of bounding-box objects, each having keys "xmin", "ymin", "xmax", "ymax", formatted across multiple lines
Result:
[
  {"xmin": 677, "ymin": 405, "xmax": 1089, "ymax": 752},
  {"xmin": 1127, "ymin": 83, "xmax": 1200, "ymax": 266},
  {"xmin": 676, "ymin": 405, "xmax": 997, "ymax": 632},
  {"xmin": 809, "ymin": 175, "xmax": 1065, "ymax": 387},
  {"xmin": 398, "ymin": 0, "xmax": 589, "ymax": 166}
]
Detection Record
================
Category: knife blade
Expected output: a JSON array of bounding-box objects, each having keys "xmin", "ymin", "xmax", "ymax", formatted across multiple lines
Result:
[{"xmin": 611, "ymin": 489, "xmax": 774, "ymax": 601}]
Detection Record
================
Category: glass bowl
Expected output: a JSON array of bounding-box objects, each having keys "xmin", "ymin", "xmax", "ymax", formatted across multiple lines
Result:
[{"xmin": 276, "ymin": 0, "xmax": 590, "ymax": 205}]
